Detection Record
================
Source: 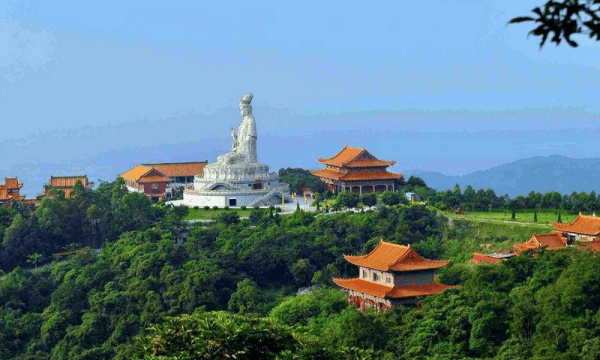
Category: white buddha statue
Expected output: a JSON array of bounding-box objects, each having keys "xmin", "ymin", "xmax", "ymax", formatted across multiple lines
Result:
[{"xmin": 216, "ymin": 93, "xmax": 258, "ymax": 165}]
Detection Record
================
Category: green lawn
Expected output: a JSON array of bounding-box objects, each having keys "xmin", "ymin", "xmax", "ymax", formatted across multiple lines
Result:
[
  {"xmin": 184, "ymin": 208, "xmax": 254, "ymax": 220},
  {"xmin": 454, "ymin": 209, "xmax": 578, "ymax": 225}
]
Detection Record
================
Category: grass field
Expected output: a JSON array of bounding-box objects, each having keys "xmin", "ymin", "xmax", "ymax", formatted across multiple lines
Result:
[
  {"xmin": 454, "ymin": 209, "xmax": 578, "ymax": 225},
  {"xmin": 184, "ymin": 208, "xmax": 254, "ymax": 220}
]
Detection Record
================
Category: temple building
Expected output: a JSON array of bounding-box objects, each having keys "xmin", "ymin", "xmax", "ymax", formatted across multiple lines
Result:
[
  {"xmin": 514, "ymin": 213, "xmax": 600, "ymax": 253},
  {"xmin": 0, "ymin": 177, "xmax": 25, "ymax": 207},
  {"xmin": 333, "ymin": 240, "xmax": 453, "ymax": 311},
  {"xmin": 311, "ymin": 146, "xmax": 403, "ymax": 194},
  {"xmin": 42, "ymin": 175, "xmax": 92, "ymax": 199},
  {"xmin": 120, "ymin": 165, "xmax": 172, "ymax": 202},
  {"xmin": 514, "ymin": 232, "xmax": 567, "ymax": 253},
  {"xmin": 142, "ymin": 162, "xmax": 208, "ymax": 190}
]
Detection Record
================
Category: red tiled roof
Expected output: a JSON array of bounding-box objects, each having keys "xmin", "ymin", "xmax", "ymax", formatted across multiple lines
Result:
[
  {"xmin": 344, "ymin": 241, "xmax": 450, "ymax": 272},
  {"xmin": 317, "ymin": 146, "xmax": 395, "ymax": 168},
  {"xmin": 144, "ymin": 162, "xmax": 207, "ymax": 177},
  {"xmin": 49, "ymin": 176, "xmax": 88, "ymax": 188},
  {"xmin": 311, "ymin": 168, "xmax": 403, "ymax": 181},
  {"xmin": 332, "ymin": 278, "xmax": 453, "ymax": 299},
  {"xmin": 553, "ymin": 214, "xmax": 600, "ymax": 236}
]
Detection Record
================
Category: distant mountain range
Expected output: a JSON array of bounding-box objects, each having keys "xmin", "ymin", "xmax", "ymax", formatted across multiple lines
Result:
[{"xmin": 404, "ymin": 155, "xmax": 600, "ymax": 197}]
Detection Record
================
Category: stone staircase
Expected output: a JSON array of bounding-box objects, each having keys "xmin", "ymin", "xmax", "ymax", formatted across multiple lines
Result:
[{"xmin": 247, "ymin": 186, "xmax": 294, "ymax": 207}]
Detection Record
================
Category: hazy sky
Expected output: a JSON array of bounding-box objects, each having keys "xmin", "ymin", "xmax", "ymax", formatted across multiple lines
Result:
[{"xmin": 1, "ymin": 0, "xmax": 599, "ymax": 194}]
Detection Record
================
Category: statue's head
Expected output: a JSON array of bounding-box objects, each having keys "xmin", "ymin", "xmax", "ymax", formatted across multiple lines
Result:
[{"xmin": 239, "ymin": 93, "xmax": 253, "ymax": 116}]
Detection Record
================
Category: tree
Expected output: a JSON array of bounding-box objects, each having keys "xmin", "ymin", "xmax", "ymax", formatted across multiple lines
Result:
[
  {"xmin": 26, "ymin": 253, "xmax": 43, "ymax": 269},
  {"xmin": 510, "ymin": 1, "xmax": 600, "ymax": 48},
  {"xmin": 381, "ymin": 191, "xmax": 401, "ymax": 206},
  {"xmin": 229, "ymin": 279, "xmax": 262, "ymax": 314},
  {"xmin": 534, "ymin": 211, "xmax": 538, "ymax": 223},
  {"xmin": 406, "ymin": 175, "xmax": 427, "ymax": 188},
  {"xmin": 558, "ymin": 212, "xmax": 563, "ymax": 223},
  {"xmin": 360, "ymin": 193, "xmax": 377, "ymax": 207},
  {"xmin": 336, "ymin": 192, "xmax": 359, "ymax": 209}
]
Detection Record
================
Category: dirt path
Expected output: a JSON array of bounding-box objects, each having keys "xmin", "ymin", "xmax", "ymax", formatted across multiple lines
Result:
[{"xmin": 446, "ymin": 214, "xmax": 553, "ymax": 227}]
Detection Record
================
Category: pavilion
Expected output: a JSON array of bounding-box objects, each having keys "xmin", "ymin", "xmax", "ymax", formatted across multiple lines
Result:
[
  {"xmin": 311, "ymin": 146, "xmax": 403, "ymax": 194},
  {"xmin": 333, "ymin": 240, "xmax": 453, "ymax": 311}
]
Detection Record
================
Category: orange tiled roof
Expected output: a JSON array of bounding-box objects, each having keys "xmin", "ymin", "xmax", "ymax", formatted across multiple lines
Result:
[
  {"xmin": 332, "ymin": 278, "xmax": 453, "ymax": 299},
  {"xmin": 344, "ymin": 241, "xmax": 450, "ymax": 272},
  {"xmin": 553, "ymin": 214, "xmax": 600, "ymax": 236},
  {"xmin": 472, "ymin": 252, "xmax": 515, "ymax": 264},
  {"xmin": 120, "ymin": 165, "xmax": 153, "ymax": 182},
  {"xmin": 580, "ymin": 240, "xmax": 600, "ymax": 251},
  {"xmin": 4, "ymin": 178, "xmax": 22, "ymax": 189},
  {"xmin": 317, "ymin": 146, "xmax": 396, "ymax": 168},
  {"xmin": 49, "ymin": 176, "xmax": 88, "ymax": 188},
  {"xmin": 137, "ymin": 173, "xmax": 172, "ymax": 183},
  {"xmin": 311, "ymin": 168, "xmax": 403, "ymax": 181},
  {"xmin": 144, "ymin": 162, "xmax": 207, "ymax": 177},
  {"xmin": 514, "ymin": 233, "xmax": 567, "ymax": 252}
]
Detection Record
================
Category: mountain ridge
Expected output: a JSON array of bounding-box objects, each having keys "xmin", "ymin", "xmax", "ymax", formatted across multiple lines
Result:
[{"xmin": 404, "ymin": 155, "xmax": 600, "ymax": 197}]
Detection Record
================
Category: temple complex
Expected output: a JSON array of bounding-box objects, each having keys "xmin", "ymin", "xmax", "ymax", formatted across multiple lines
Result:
[
  {"xmin": 311, "ymin": 146, "xmax": 403, "ymax": 194},
  {"xmin": 333, "ymin": 240, "xmax": 453, "ymax": 311},
  {"xmin": 0, "ymin": 177, "xmax": 25, "ymax": 207},
  {"xmin": 182, "ymin": 93, "xmax": 293, "ymax": 208},
  {"xmin": 514, "ymin": 213, "xmax": 600, "ymax": 253},
  {"xmin": 42, "ymin": 176, "xmax": 92, "ymax": 199}
]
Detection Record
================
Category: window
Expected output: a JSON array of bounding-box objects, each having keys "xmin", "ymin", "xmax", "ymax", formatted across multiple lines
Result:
[
  {"xmin": 151, "ymin": 184, "xmax": 158, "ymax": 190},
  {"xmin": 386, "ymin": 277, "xmax": 391, "ymax": 284},
  {"xmin": 362, "ymin": 270, "xmax": 368, "ymax": 279},
  {"xmin": 372, "ymin": 272, "xmax": 380, "ymax": 282}
]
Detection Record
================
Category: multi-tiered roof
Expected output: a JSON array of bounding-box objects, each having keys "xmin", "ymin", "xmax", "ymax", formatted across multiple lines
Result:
[
  {"xmin": 0, "ymin": 177, "xmax": 24, "ymax": 203},
  {"xmin": 311, "ymin": 146, "xmax": 402, "ymax": 182},
  {"xmin": 333, "ymin": 241, "xmax": 452, "ymax": 301}
]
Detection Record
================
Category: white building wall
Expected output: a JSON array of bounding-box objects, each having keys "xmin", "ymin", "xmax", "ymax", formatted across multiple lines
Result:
[{"xmin": 183, "ymin": 192, "xmax": 265, "ymax": 208}]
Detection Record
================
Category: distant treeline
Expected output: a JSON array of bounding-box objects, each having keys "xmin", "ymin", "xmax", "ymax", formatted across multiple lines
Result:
[
  {"xmin": 409, "ymin": 177, "xmax": 599, "ymax": 213},
  {"xmin": 280, "ymin": 167, "xmax": 598, "ymax": 213}
]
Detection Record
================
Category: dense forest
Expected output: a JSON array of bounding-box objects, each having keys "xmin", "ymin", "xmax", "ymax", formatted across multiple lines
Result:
[{"xmin": 1, "ymin": 171, "xmax": 600, "ymax": 359}]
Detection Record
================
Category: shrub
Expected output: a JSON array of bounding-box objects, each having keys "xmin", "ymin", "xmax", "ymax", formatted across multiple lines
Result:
[
  {"xmin": 204, "ymin": 206, "xmax": 210, "ymax": 210},
  {"xmin": 212, "ymin": 206, "xmax": 219, "ymax": 210},
  {"xmin": 224, "ymin": 206, "xmax": 229, "ymax": 210},
  {"xmin": 381, "ymin": 191, "xmax": 401, "ymax": 206},
  {"xmin": 337, "ymin": 192, "xmax": 359, "ymax": 208},
  {"xmin": 360, "ymin": 193, "xmax": 377, "ymax": 207},
  {"xmin": 241, "ymin": 206, "xmax": 247, "ymax": 210}
]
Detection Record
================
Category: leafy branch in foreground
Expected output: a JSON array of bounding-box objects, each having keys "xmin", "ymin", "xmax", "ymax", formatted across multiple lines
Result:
[{"xmin": 509, "ymin": 0, "xmax": 600, "ymax": 47}]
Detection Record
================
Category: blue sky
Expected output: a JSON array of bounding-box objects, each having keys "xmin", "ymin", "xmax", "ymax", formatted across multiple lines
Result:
[{"xmin": 0, "ymin": 1, "xmax": 599, "ymax": 195}]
